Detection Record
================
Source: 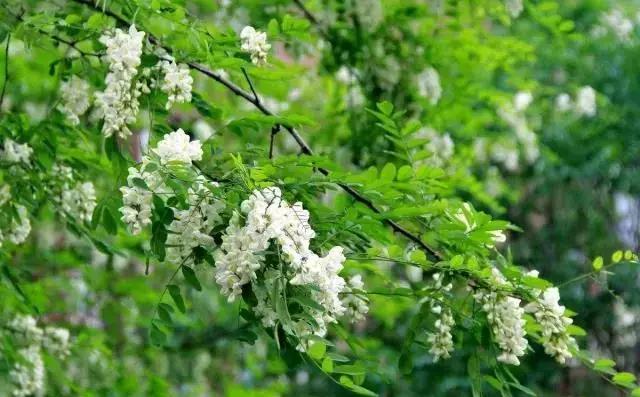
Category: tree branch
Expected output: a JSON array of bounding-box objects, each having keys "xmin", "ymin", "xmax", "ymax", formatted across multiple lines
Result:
[
  {"xmin": 292, "ymin": 0, "xmax": 330, "ymax": 40},
  {"xmin": 69, "ymin": 0, "xmax": 443, "ymax": 261},
  {"xmin": 0, "ymin": 33, "xmax": 10, "ymax": 112}
]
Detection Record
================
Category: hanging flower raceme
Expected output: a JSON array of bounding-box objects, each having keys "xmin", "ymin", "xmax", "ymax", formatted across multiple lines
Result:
[
  {"xmin": 95, "ymin": 25, "xmax": 145, "ymax": 139},
  {"xmin": 416, "ymin": 67, "xmax": 442, "ymax": 105},
  {"xmin": 51, "ymin": 164, "xmax": 97, "ymax": 223},
  {"xmin": 575, "ymin": 86, "xmax": 597, "ymax": 117},
  {"xmin": 426, "ymin": 273, "xmax": 455, "ymax": 361},
  {"xmin": 58, "ymin": 76, "xmax": 92, "ymax": 125},
  {"xmin": 473, "ymin": 268, "xmax": 528, "ymax": 365},
  {"xmin": 1, "ymin": 139, "xmax": 33, "ymax": 164},
  {"xmin": 215, "ymin": 187, "xmax": 368, "ymax": 349},
  {"xmin": 119, "ymin": 129, "xmax": 225, "ymax": 266},
  {"xmin": 159, "ymin": 61, "xmax": 193, "ymax": 109},
  {"xmin": 524, "ymin": 271, "xmax": 576, "ymax": 364},
  {"xmin": 240, "ymin": 26, "xmax": 271, "ymax": 66},
  {"xmin": 3, "ymin": 315, "xmax": 71, "ymax": 397}
]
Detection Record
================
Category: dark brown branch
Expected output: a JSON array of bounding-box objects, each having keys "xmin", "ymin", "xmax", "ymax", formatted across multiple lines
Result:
[
  {"xmin": 70, "ymin": 0, "xmax": 443, "ymax": 261},
  {"xmin": 292, "ymin": 0, "xmax": 329, "ymax": 40},
  {"xmin": 0, "ymin": 33, "xmax": 10, "ymax": 112},
  {"xmin": 269, "ymin": 124, "xmax": 280, "ymax": 159},
  {"xmin": 241, "ymin": 67, "xmax": 260, "ymax": 104}
]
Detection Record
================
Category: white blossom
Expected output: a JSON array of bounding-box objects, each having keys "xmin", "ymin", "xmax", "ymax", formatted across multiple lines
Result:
[
  {"xmin": 426, "ymin": 273, "xmax": 455, "ymax": 361},
  {"xmin": 417, "ymin": 67, "xmax": 442, "ymax": 105},
  {"xmin": 58, "ymin": 76, "xmax": 91, "ymax": 125},
  {"xmin": 240, "ymin": 26, "xmax": 271, "ymax": 66},
  {"xmin": 474, "ymin": 269, "xmax": 528, "ymax": 365},
  {"xmin": 513, "ymin": 91, "xmax": 533, "ymax": 112},
  {"xmin": 555, "ymin": 93, "xmax": 572, "ymax": 112},
  {"xmin": 417, "ymin": 127, "xmax": 454, "ymax": 167},
  {"xmin": 61, "ymin": 182, "xmax": 97, "ymax": 223},
  {"xmin": 160, "ymin": 61, "xmax": 193, "ymax": 109},
  {"xmin": 1, "ymin": 139, "xmax": 33, "ymax": 164},
  {"xmin": 214, "ymin": 187, "xmax": 364, "ymax": 348},
  {"xmin": 575, "ymin": 86, "xmax": 596, "ymax": 117},
  {"xmin": 43, "ymin": 327, "xmax": 71, "ymax": 359},
  {"xmin": 0, "ymin": 184, "xmax": 10, "ymax": 206},
  {"xmin": 95, "ymin": 25, "xmax": 145, "ymax": 139},
  {"xmin": 525, "ymin": 287, "xmax": 576, "ymax": 364},
  {"xmin": 166, "ymin": 176, "xmax": 224, "ymax": 264},
  {"xmin": 505, "ymin": 0, "xmax": 523, "ymax": 18},
  {"xmin": 119, "ymin": 162, "xmax": 161, "ymax": 234},
  {"xmin": 602, "ymin": 9, "xmax": 634, "ymax": 41},
  {"xmin": 9, "ymin": 345, "xmax": 45, "ymax": 397},
  {"xmin": 341, "ymin": 275, "xmax": 369, "ymax": 323},
  {"xmin": 154, "ymin": 129, "xmax": 203, "ymax": 165},
  {"xmin": 7, "ymin": 205, "xmax": 31, "ymax": 245}
]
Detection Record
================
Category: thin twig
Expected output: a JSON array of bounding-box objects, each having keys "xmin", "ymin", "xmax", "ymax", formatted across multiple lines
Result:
[
  {"xmin": 292, "ymin": 0, "xmax": 329, "ymax": 40},
  {"xmin": 0, "ymin": 33, "xmax": 10, "ymax": 112},
  {"xmin": 69, "ymin": 0, "xmax": 443, "ymax": 261},
  {"xmin": 241, "ymin": 67, "xmax": 260, "ymax": 104},
  {"xmin": 269, "ymin": 124, "xmax": 280, "ymax": 159}
]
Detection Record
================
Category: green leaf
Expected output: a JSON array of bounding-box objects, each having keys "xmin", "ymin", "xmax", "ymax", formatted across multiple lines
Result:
[
  {"xmin": 566, "ymin": 324, "xmax": 586, "ymax": 337},
  {"xmin": 167, "ymin": 284, "xmax": 186, "ymax": 313},
  {"xmin": 157, "ymin": 304, "xmax": 172, "ymax": 324},
  {"xmin": 592, "ymin": 256, "xmax": 603, "ymax": 271},
  {"xmin": 308, "ymin": 341, "xmax": 326, "ymax": 360},
  {"xmin": 91, "ymin": 203, "xmax": 104, "ymax": 230},
  {"xmin": 397, "ymin": 165, "xmax": 413, "ymax": 181},
  {"xmin": 333, "ymin": 364, "xmax": 366, "ymax": 376},
  {"xmin": 593, "ymin": 358, "xmax": 616, "ymax": 374},
  {"xmin": 612, "ymin": 250, "xmax": 623, "ymax": 263},
  {"xmin": 181, "ymin": 265, "xmax": 202, "ymax": 291},
  {"xmin": 150, "ymin": 323, "xmax": 167, "ymax": 346},
  {"xmin": 321, "ymin": 357, "xmax": 334, "ymax": 372},
  {"xmin": 102, "ymin": 207, "xmax": 117, "ymax": 235},
  {"xmin": 376, "ymin": 101, "xmax": 394, "ymax": 116},
  {"xmin": 380, "ymin": 163, "xmax": 396, "ymax": 182},
  {"xmin": 132, "ymin": 177, "xmax": 149, "ymax": 190},
  {"xmin": 613, "ymin": 372, "xmax": 636, "ymax": 387}
]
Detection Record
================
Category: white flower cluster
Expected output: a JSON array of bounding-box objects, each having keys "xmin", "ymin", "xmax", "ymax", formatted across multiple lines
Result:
[
  {"xmin": 10, "ymin": 345, "xmax": 44, "ymax": 397},
  {"xmin": 5, "ymin": 315, "xmax": 71, "ymax": 397},
  {"xmin": 58, "ymin": 76, "xmax": 91, "ymax": 125},
  {"xmin": 159, "ymin": 61, "xmax": 193, "ymax": 110},
  {"xmin": 601, "ymin": 9, "xmax": 634, "ymax": 42},
  {"xmin": 417, "ymin": 67, "xmax": 442, "ymax": 105},
  {"xmin": 120, "ymin": 129, "xmax": 205, "ymax": 234},
  {"xmin": 524, "ymin": 275, "xmax": 575, "ymax": 364},
  {"xmin": 416, "ymin": 127, "xmax": 454, "ymax": 167},
  {"xmin": 505, "ymin": 0, "xmax": 523, "ymax": 18},
  {"xmin": 166, "ymin": 176, "xmax": 224, "ymax": 264},
  {"xmin": 554, "ymin": 86, "xmax": 597, "ymax": 117},
  {"xmin": 498, "ymin": 92, "xmax": 539, "ymax": 165},
  {"xmin": 7, "ymin": 205, "xmax": 32, "ymax": 245},
  {"xmin": 575, "ymin": 86, "xmax": 596, "ymax": 117},
  {"xmin": 154, "ymin": 128, "xmax": 203, "ymax": 165},
  {"xmin": 341, "ymin": 275, "xmax": 370, "ymax": 323},
  {"xmin": 352, "ymin": 0, "xmax": 384, "ymax": 32},
  {"xmin": 426, "ymin": 273, "xmax": 455, "ymax": 361},
  {"xmin": 240, "ymin": 26, "xmax": 271, "ymax": 66},
  {"xmin": 95, "ymin": 25, "xmax": 145, "ymax": 139},
  {"xmin": 1, "ymin": 139, "xmax": 33, "ymax": 164},
  {"xmin": 474, "ymin": 268, "xmax": 528, "ymax": 365},
  {"xmin": 52, "ymin": 164, "xmax": 97, "ymax": 223},
  {"xmin": 215, "ymin": 187, "xmax": 365, "ymax": 346},
  {"xmin": 120, "ymin": 161, "xmax": 164, "ymax": 234}
]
